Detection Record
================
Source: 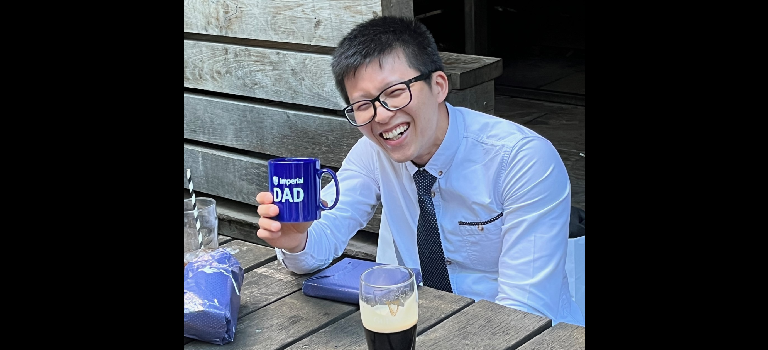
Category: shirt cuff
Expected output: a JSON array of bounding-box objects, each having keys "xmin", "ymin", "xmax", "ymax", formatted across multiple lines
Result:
[{"xmin": 274, "ymin": 233, "xmax": 315, "ymax": 271}]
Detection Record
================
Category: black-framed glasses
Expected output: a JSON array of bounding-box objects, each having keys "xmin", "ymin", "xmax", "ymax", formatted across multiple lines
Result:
[{"xmin": 342, "ymin": 71, "xmax": 436, "ymax": 127}]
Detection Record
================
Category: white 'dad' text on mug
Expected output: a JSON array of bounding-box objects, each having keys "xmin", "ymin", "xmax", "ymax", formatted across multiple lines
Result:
[{"xmin": 273, "ymin": 176, "xmax": 304, "ymax": 203}]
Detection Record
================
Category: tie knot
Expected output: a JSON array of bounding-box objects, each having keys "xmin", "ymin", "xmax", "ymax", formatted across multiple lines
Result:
[{"xmin": 413, "ymin": 169, "xmax": 437, "ymax": 196}]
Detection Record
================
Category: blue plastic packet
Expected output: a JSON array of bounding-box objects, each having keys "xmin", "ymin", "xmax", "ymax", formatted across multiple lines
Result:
[
  {"xmin": 302, "ymin": 257, "xmax": 422, "ymax": 304},
  {"xmin": 184, "ymin": 248, "xmax": 244, "ymax": 345}
]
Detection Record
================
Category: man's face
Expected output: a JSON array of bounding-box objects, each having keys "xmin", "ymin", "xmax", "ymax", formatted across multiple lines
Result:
[{"xmin": 344, "ymin": 52, "xmax": 447, "ymax": 165}]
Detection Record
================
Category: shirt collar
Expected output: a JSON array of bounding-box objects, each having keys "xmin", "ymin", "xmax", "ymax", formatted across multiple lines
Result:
[{"xmin": 406, "ymin": 102, "xmax": 463, "ymax": 179}]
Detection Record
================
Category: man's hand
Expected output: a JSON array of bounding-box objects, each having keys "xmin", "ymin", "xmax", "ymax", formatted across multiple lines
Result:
[{"xmin": 256, "ymin": 192, "xmax": 314, "ymax": 253}]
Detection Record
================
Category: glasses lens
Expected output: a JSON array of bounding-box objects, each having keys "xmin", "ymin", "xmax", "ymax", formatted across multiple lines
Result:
[
  {"xmin": 380, "ymin": 84, "xmax": 412, "ymax": 111},
  {"xmin": 345, "ymin": 101, "xmax": 375, "ymax": 125}
]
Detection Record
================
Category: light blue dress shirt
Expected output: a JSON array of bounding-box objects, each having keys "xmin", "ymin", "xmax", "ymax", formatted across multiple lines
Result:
[{"xmin": 276, "ymin": 102, "xmax": 585, "ymax": 326}]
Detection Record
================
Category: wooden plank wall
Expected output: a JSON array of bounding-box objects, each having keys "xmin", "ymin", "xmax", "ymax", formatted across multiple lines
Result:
[
  {"xmin": 184, "ymin": 0, "xmax": 413, "ymax": 47},
  {"xmin": 184, "ymin": 1, "xmax": 502, "ymax": 243}
]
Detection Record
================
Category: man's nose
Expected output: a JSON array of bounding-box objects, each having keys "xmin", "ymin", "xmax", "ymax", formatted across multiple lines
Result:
[{"xmin": 373, "ymin": 101, "xmax": 395, "ymax": 124}]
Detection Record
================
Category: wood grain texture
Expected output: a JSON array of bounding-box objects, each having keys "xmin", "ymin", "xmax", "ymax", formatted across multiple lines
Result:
[
  {"xmin": 218, "ymin": 216, "xmax": 268, "ymax": 245},
  {"xmin": 184, "ymin": 0, "xmax": 412, "ymax": 48},
  {"xmin": 183, "ymin": 144, "xmax": 384, "ymax": 233},
  {"xmin": 237, "ymin": 260, "xmax": 310, "ymax": 319},
  {"xmin": 185, "ymin": 291, "xmax": 358, "ymax": 350},
  {"xmin": 185, "ymin": 90, "xmax": 498, "ymax": 168},
  {"xmin": 185, "ymin": 40, "xmax": 501, "ymax": 109},
  {"xmin": 285, "ymin": 286, "xmax": 474, "ymax": 350},
  {"xmin": 492, "ymin": 95, "xmax": 551, "ymax": 124},
  {"xmin": 184, "ymin": 31, "xmax": 335, "ymax": 55},
  {"xmin": 570, "ymin": 177, "xmax": 585, "ymax": 212},
  {"xmin": 340, "ymin": 229, "xmax": 378, "ymax": 261},
  {"xmin": 414, "ymin": 286, "xmax": 476, "ymax": 334},
  {"xmin": 381, "ymin": 0, "xmax": 413, "ymax": 17},
  {"xmin": 441, "ymin": 51, "xmax": 503, "ymax": 90},
  {"xmin": 516, "ymin": 322, "xmax": 585, "ymax": 350},
  {"xmin": 524, "ymin": 109, "xmax": 585, "ymax": 156},
  {"xmin": 217, "ymin": 234, "xmax": 234, "ymax": 245},
  {"xmin": 220, "ymin": 239, "xmax": 277, "ymax": 272},
  {"xmin": 416, "ymin": 300, "xmax": 551, "ymax": 350},
  {"xmin": 184, "ymin": 92, "xmax": 361, "ymax": 168},
  {"xmin": 495, "ymin": 86, "xmax": 585, "ymax": 106},
  {"xmin": 558, "ymin": 150, "xmax": 584, "ymax": 183},
  {"xmin": 446, "ymin": 80, "xmax": 495, "ymax": 113},
  {"xmin": 184, "ymin": 142, "xmax": 267, "ymax": 205},
  {"xmin": 184, "ymin": 40, "xmax": 346, "ymax": 109}
]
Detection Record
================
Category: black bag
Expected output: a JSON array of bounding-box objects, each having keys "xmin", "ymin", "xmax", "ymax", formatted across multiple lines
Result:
[{"xmin": 569, "ymin": 206, "xmax": 585, "ymax": 238}]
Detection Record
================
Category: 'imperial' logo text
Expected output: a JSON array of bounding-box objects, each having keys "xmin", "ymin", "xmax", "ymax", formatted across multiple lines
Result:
[{"xmin": 273, "ymin": 177, "xmax": 305, "ymax": 203}]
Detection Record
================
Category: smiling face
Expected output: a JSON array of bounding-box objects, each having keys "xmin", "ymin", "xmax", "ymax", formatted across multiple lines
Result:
[{"xmin": 344, "ymin": 50, "xmax": 450, "ymax": 166}]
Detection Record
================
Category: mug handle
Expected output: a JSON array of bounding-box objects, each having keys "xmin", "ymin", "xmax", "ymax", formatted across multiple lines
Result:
[{"xmin": 318, "ymin": 168, "xmax": 340, "ymax": 210}]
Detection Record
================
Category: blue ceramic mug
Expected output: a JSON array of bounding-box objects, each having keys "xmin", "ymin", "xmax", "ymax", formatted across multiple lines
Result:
[{"xmin": 267, "ymin": 158, "xmax": 340, "ymax": 222}]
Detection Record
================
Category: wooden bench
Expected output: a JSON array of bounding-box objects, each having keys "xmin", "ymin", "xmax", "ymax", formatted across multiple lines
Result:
[{"xmin": 183, "ymin": 0, "xmax": 503, "ymax": 259}]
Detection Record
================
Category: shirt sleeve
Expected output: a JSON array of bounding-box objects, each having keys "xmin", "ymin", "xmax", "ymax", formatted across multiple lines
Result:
[
  {"xmin": 278, "ymin": 138, "xmax": 381, "ymax": 274},
  {"xmin": 494, "ymin": 136, "xmax": 572, "ymax": 321}
]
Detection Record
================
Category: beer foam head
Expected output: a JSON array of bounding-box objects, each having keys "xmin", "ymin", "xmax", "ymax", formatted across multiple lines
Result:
[{"xmin": 360, "ymin": 289, "xmax": 418, "ymax": 333}]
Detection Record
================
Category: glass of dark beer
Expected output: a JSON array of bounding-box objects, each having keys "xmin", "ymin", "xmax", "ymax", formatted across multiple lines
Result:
[{"xmin": 359, "ymin": 265, "xmax": 418, "ymax": 350}]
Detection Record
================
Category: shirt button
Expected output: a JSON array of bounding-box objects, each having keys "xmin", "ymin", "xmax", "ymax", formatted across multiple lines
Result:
[
  {"xmin": 438, "ymin": 171, "xmax": 443, "ymax": 176},
  {"xmin": 477, "ymin": 225, "xmax": 484, "ymax": 231},
  {"xmin": 445, "ymin": 259, "xmax": 452, "ymax": 265},
  {"xmin": 431, "ymin": 191, "xmax": 436, "ymax": 198}
]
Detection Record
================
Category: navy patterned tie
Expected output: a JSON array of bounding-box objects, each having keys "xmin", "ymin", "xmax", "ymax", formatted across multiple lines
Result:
[{"xmin": 413, "ymin": 168, "xmax": 453, "ymax": 292}]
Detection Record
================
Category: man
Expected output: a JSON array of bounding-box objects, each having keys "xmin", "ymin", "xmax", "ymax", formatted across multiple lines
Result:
[{"xmin": 256, "ymin": 16, "xmax": 584, "ymax": 326}]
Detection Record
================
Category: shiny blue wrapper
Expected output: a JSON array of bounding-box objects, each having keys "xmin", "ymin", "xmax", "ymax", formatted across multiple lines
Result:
[
  {"xmin": 302, "ymin": 257, "xmax": 422, "ymax": 304},
  {"xmin": 184, "ymin": 248, "xmax": 244, "ymax": 345}
]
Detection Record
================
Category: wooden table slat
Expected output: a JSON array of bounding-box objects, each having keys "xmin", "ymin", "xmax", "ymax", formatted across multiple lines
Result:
[
  {"xmin": 516, "ymin": 322, "xmax": 585, "ymax": 350},
  {"xmin": 415, "ymin": 300, "xmax": 551, "ymax": 350},
  {"xmin": 237, "ymin": 260, "xmax": 311, "ymax": 319},
  {"xmin": 184, "ymin": 245, "xmax": 582, "ymax": 349},
  {"xmin": 217, "ymin": 234, "xmax": 234, "ymax": 245},
  {"xmin": 219, "ymin": 239, "xmax": 277, "ymax": 273},
  {"xmin": 285, "ymin": 286, "xmax": 474, "ymax": 350}
]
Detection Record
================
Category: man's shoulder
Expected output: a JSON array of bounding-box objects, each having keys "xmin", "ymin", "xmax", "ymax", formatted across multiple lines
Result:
[
  {"xmin": 344, "ymin": 135, "xmax": 390, "ymax": 167},
  {"xmin": 453, "ymin": 106, "xmax": 545, "ymax": 146},
  {"xmin": 349, "ymin": 135, "xmax": 382, "ymax": 156}
]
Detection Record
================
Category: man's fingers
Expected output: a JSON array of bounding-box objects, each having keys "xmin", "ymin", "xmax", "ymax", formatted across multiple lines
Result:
[
  {"xmin": 258, "ymin": 217, "xmax": 281, "ymax": 232},
  {"xmin": 321, "ymin": 199, "xmax": 329, "ymax": 209},
  {"xmin": 257, "ymin": 204, "xmax": 279, "ymax": 218},
  {"xmin": 257, "ymin": 228, "xmax": 281, "ymax": 240},
  {"xmin": 256, "ymin": 192, "xmax": 274, "ymax": 205}
]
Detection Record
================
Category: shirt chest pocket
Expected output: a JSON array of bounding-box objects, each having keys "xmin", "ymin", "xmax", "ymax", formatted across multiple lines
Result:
[{"xmin": 457, "ymin": 212, "xmax": 504, "ymax": 271}]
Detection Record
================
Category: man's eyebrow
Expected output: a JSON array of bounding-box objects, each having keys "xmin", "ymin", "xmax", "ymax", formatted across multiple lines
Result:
[{"xmin": 349, "ymin": 78, "xmax": 404, "ymax": 101}]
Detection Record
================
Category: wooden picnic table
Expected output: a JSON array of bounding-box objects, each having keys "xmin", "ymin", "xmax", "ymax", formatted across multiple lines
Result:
[{"xmin": 185, "ymin": 236, "xmax": 585, "ymax": 349}]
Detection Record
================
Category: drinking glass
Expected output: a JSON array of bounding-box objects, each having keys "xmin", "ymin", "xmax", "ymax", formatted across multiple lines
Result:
[
  {"xmin": 184, "ymin": 197, "xmax": 219, "ymax": 266},
  {"xmin": 359, "ymin": 265, "xmax": 418, "ymax": 350}
]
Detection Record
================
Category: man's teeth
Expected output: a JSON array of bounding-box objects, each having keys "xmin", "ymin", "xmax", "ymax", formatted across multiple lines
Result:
[{"xmin": 383, "ymin": 125, "xmax": 409, "ymax": 140}]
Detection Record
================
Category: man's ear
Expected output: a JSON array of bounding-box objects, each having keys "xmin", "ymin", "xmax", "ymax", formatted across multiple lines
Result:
[{"xmin": 432, "ymin": 71, "xmax": 450, "ymax": 103}]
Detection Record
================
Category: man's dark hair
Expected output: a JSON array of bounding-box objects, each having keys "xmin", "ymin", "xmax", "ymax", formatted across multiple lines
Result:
[{"xmin": 331, "ymin": 16, "xmax": 445, "ymax": 105}]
